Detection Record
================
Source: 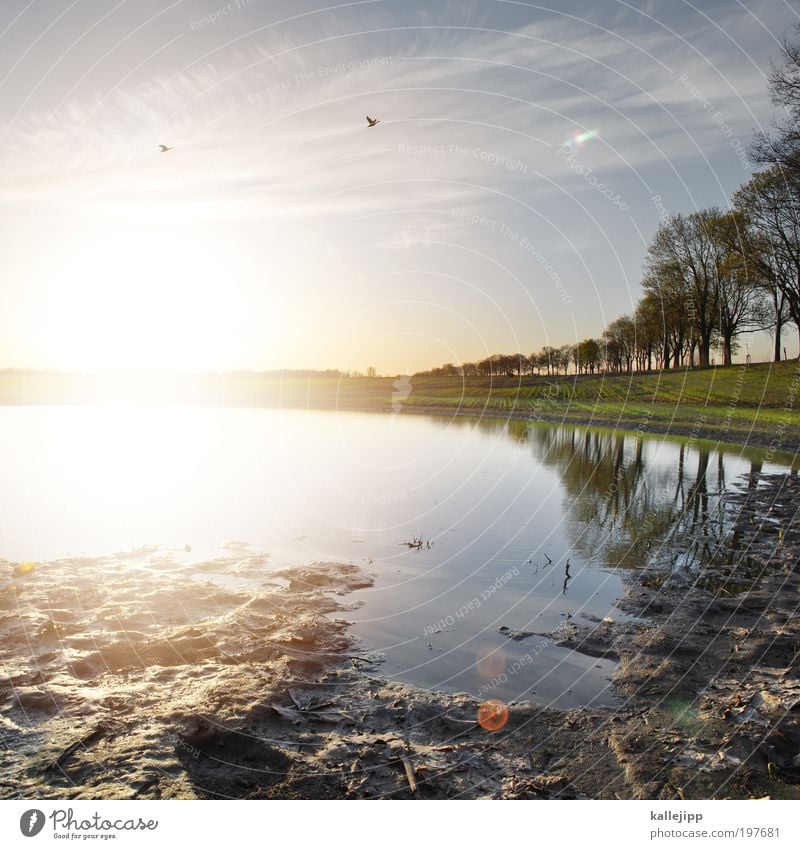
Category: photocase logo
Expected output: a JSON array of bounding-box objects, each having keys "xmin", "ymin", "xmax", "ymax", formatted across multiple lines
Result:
[
  {"xmin": 15, "ymin": 807, "xmax": 159, "ymax": 838},
  {"xmin": 19, "ymin": 810, "xmax": 45, "ymax": 837},
  {"xmin": 391, "ymin": 374, "xmax": 412, "ymax": 412}
]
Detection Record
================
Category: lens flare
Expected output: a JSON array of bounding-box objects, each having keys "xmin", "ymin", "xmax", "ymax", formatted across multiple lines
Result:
[
  {"xmin": 476, "ymin": 646, "xmax": 506, "ymax": 679},
  {"xmin": 563, "ymin": 128, "xmax": 598, "ymax": 148},
  {"xmin": 665, "ymin": 698, "xmax": 703, "ymax": 734},
  {"xmin": 478, "ymin": 700, "xmax": 509, "ymax": 732},
  {"xmin": 14, "ymin": 562, "xmax": 36, "ymax": 575}
]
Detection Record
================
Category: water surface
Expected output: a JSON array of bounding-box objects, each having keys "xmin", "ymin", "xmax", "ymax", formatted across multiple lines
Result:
[{"xmin": 0, "ymin": 406, "xmax": 793, "ymax": 709}]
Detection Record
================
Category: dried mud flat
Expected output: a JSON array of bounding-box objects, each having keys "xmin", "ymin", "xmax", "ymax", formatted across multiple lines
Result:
[{"xmin": 1, "ymin": 475, "xmax": 800, "ymax": 800}]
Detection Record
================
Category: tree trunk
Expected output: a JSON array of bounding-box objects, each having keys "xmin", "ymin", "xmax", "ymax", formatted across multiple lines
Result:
[
  {"xmin": 775, "ymin": 319, "xmax": 783, "ymax": 362},
  {"xmin": 722, "ymin": 336, "xmax": 732, "ymax": 366},
  {"xmin": 698, "ymin": 340, "xmax": 710, "ymax": 367}
]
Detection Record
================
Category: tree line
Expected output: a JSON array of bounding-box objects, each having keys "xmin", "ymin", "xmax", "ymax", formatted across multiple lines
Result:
[{"xmin": 417, "ymin": 26, "xmax": 800, "ymax": 378}]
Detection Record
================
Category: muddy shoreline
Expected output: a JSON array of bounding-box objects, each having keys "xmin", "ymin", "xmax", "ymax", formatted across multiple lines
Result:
[
  {"xmin": 244, "ymin": 471, "xmax": 800, "ymax": 800},
  {"xmin": 2, "ymin": 474, "xmax": 799, "ymax": 799}
]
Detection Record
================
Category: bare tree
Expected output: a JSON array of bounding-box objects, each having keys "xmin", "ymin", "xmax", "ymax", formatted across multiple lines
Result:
[
  {"xmin": 634, "ymin": 293, "xmax": 664, "ymax": 370},
  {"xmin": 576, "ymin": 338, "xmax": 602, "ymax": 374},
  {"xmin": 641, "ymin": 267, "xmax": 692, "ymax": 368},
  {"xmin": 604, "ymin": 315, "xmax": 637, "ymax": 372},
  {"xmin": 645, "ymin": 211, "xmax": 733, "ymax": 367},
  {"xmin": 734, "ymin": 167, "xmax": 800, "ymax": 354},
  {"xmin": 751, "ymin": 24, "xmax": 800, "ymax": 171},
  {"xmin": 710, "ymin": 212, "xmax": 764, "ymax": 365}
]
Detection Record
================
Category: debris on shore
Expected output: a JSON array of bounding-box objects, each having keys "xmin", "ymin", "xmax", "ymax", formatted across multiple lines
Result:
[{"xmin": 400, "ymin": 535, "xmax": 432, "ymax": 550}]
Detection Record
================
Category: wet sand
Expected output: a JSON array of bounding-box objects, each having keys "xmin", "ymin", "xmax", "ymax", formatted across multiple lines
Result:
[{"xmin": 1, "ymin": 474, "xmax": 799, "ymax": 799}]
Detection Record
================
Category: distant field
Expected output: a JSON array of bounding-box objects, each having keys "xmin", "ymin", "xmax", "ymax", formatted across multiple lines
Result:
[{"xmin": 2, "ymin": 362, "xmax": 800, "ymax": 451}]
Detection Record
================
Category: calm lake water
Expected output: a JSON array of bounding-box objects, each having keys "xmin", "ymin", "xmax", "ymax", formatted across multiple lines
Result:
[{"xmin": 0, "ymin": 406, "xmax": 793, "ymax": 709}]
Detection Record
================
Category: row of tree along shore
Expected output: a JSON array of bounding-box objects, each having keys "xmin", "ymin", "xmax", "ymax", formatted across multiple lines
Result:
[{"xmin": 418, "ymin": 27, "xmax": 800, "ymax": 379}]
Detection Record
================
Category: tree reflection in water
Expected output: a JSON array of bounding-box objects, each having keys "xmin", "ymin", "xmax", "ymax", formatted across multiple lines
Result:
[{"xmin": 471, "ymin": 418, "xmax": 795, "ymax": 594}]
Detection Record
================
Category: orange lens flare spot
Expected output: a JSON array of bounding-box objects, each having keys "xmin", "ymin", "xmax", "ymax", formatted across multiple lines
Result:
[
  {"xmin": 14, "ymin": 562, "xmax": 37, "ymax": 575},
  {"xmin": 478, "ymin": 700, "xmax": 509, "ymax": 732}
]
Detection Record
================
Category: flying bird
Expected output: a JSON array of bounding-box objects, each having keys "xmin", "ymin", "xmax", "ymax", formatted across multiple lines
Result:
[
  {"xmin": 366, "ymin": 116, "xmax": 380, "ymax": 128},
  {"xmin": 158, "ymin": 144, "xmax": 173, "ymax": 152}
]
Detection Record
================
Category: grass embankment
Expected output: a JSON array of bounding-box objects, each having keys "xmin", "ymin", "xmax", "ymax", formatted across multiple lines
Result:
[
  {"xmin": 400, "ymin": 361, "xmax": 800, "ymax": 450},
  {"xmin": 1, "ymin": 362, "xmax": 799, "ymax": 451}
]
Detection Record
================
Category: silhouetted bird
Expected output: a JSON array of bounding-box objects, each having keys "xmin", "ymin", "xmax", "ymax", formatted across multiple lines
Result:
[
  {"xmin": 158, "ymin": 144, "xmax": 173, "ymax": 152},
  {"xmin": 366, "ymin": 116, "xmax": 380, "ymax": 128}
]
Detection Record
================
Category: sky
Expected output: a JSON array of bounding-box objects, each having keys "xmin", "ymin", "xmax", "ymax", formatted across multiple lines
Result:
[{"xmin": 0, "ymin": 0, "xmax": 798, "ymax": 374}]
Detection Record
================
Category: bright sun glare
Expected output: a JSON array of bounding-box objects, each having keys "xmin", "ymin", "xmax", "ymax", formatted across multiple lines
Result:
[{"xmin": 35, "ymin": 206, "xmax": 264, "ymax": 372}]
